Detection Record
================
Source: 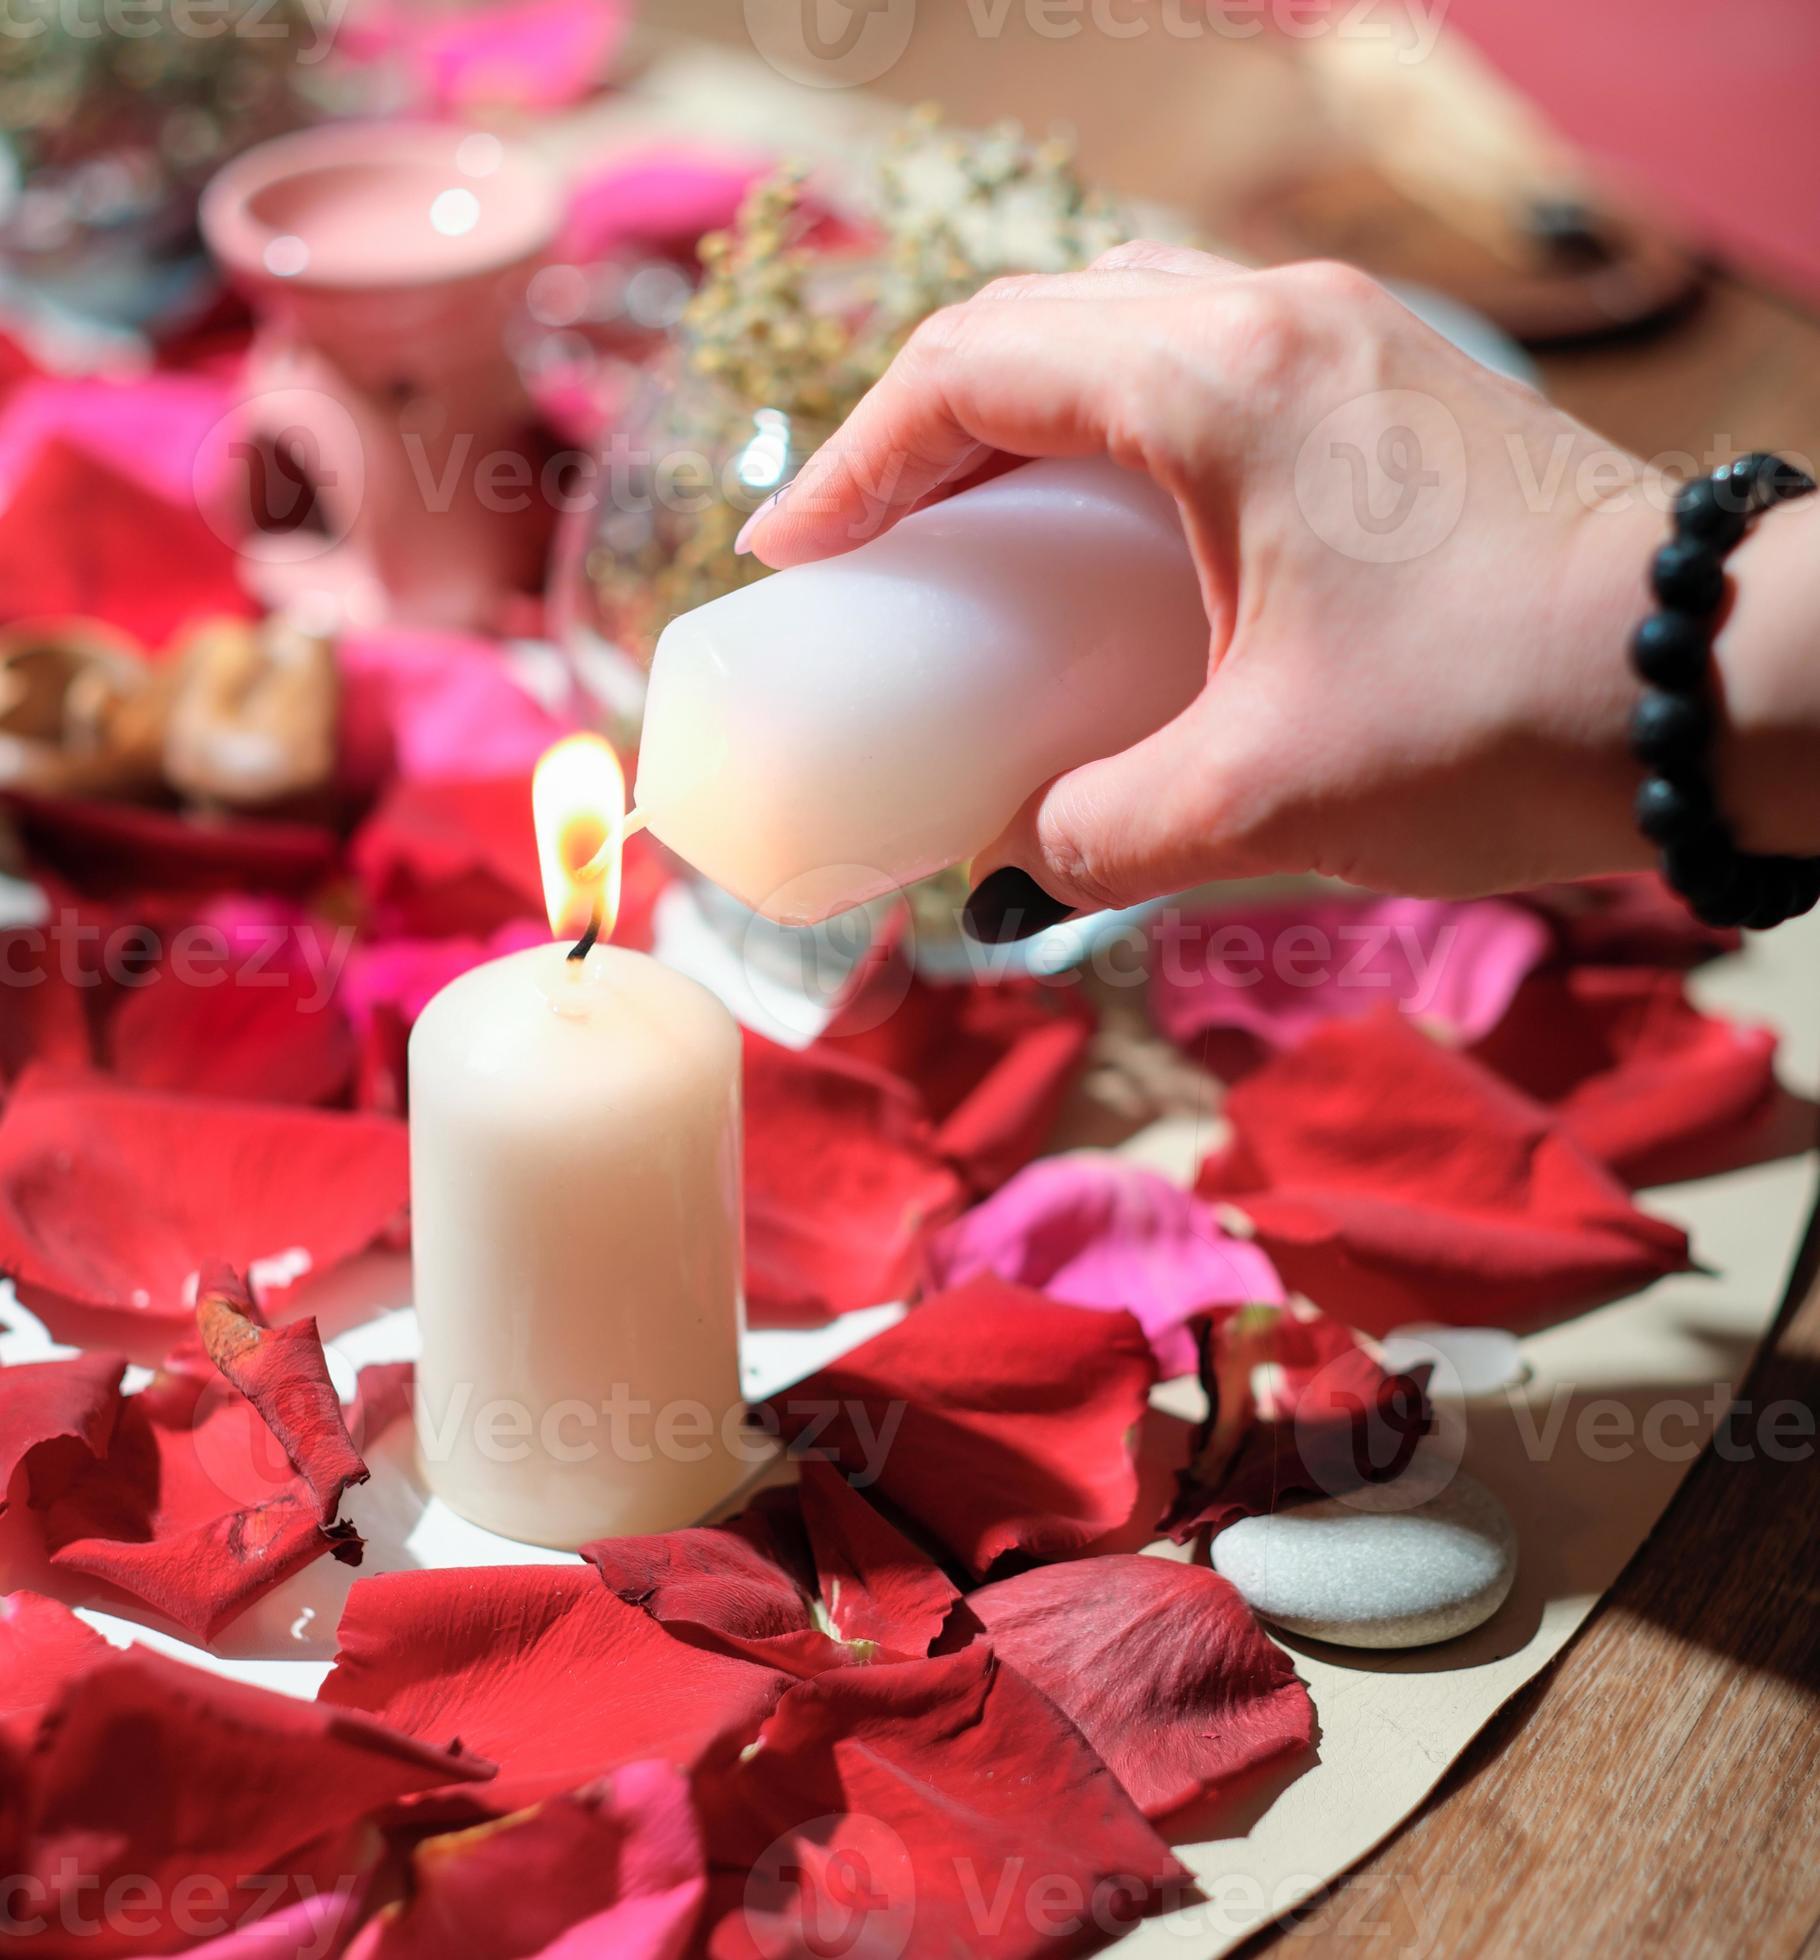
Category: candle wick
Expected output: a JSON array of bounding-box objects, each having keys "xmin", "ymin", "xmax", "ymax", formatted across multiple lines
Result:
[{"xmin": 567, "ymin": 905, "xmax": 602, "ymax": 963}]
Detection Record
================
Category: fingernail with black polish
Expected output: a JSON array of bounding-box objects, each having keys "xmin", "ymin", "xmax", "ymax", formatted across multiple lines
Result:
[{"xmin": 962, "ymin": 867, "xmax": 1076, "ymax": 944}]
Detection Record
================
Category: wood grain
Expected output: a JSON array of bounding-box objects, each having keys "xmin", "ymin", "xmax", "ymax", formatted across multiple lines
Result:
[{"xmin": 1238, "ymin": 1194, "xmax": 1820, "ymax": 1959}]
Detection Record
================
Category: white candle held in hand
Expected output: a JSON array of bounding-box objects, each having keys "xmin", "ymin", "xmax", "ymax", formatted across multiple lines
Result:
[{"xmin": 409, "ymin": 734, "xmax": 747, "ymax": 1548}]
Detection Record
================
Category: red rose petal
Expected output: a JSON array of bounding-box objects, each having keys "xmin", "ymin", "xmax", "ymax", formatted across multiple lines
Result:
[
  {"xmin": 0, "ymin": 930, "xmax": 92, "ymax": 1091},
  {"xmin": 7, "ymin": 1649, "xmax": 488, "ymax": 1958},
  {"xmin": 948, "ymin": 1554, "xmax": 1313, "ymax": 1818},
  {"xmin": 743, "ymin": 1033, "xmax": 965, "ymax": 1325},
  {"xmin": 1522, "ymin": 872, "xmax": 1739, "ymax": 967},
  {"xmin": 351, "ymin": 775, "xmax": 540, "ymax": 938},
  {"xmin": 197, "ymin": 1261, "xmax": 368, "ymax": 1525},
  {"xmin": 822, "ymin": 954, "xmax": 1093, "ymax": 1191},
  {"xmin": 766, "ymin": 1278, "xmax": 1155, "ymax": 1576},
  {"xmin": 0, "ymin": 1066, "xmax": 409, "ymax": 1318},
  {"xmin": 320, "ymin": 1566, "xmax": 793, "ymax": 1804},
  {"xmin": 34, "ymin": 1359, "xmax": 389, "ymax": 1641},
  {"xmin": 0, "ymin": 1590, "xmax": 113, "ymax": 1746},
  {"xmin": 3, "ymin": 791, "xmax": 339, "ymax": 903},
  {"xmin": 699, "ymin": 1645, "xmax": 1186, "ymax": 1960},
  {"xmin": 581, "ymin": 1516, "xmax": 832, "ymax": 1672},
  {"xmin": 1163, "ymin": 1306, "xmax": 1432, "ymax": 1543},
  {"xmin": 106, "ymin": 907, "xmax": 358, "ymax": 1108},
  {"xmin": 0, "ymin": 1348, "xmax": 125, "ymax": 1497},
  {"xmin": 1471, "ymin": 966, "xmax": 1779, "ymax": 1184},
  {"xmin": 343, "ymin": 1761, "xmax": 705, "ymax": 1960},
  {"xmin": 0, "ymin": 439, "xmax": 255, "ymax": 643},
  {"xmin": 351, "ymin": 773, "xmax": 671, "ymax": 945},
  {"xmin": 1198, "ymin": 1008, "xmax": 1691, "ymax": 1333},
  {"xmin": 796, "ymin": 1458, "xmax": 961, "ymax": 1657}
]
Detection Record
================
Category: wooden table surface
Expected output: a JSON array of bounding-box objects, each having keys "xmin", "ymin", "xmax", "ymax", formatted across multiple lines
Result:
[{"xmin": 649, "ymin": 12, "xmax": 1820, "ymax": 1949}]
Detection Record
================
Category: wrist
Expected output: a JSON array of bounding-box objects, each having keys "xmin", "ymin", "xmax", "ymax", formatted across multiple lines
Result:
[{"xmin": 1706, "ymin": 494, "xmax": 1820, "ymax": 857}]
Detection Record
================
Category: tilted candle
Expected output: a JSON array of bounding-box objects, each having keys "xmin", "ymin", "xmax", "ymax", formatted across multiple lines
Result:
[
  {"xmin": 633, "ymin": 456, "xmax": 1210, "ymax": 923},
  {"xmin": 409, "ymin": 734, "xmax": 746, "ymax": 1548}
]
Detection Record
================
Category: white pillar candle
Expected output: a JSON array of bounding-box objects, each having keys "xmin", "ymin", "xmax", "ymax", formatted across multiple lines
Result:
[
  {"xmin": 409, "ymin": 737, "xmax": 745, "ymax": 1549},
  {"xmin": 634, "ymin": 457, "xmax": 1209, "ymax": 924}
]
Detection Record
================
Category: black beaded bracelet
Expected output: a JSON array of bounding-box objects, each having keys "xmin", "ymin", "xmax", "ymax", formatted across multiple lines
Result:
[{"xmin": 1629, "ymin": 451, "xmax": 1820, "ymax": 931}]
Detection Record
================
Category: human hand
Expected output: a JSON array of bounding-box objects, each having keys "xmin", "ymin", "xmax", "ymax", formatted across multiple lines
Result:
[{"xmin": 739, "ymin": 243, "xmax": 1671, "ymax": 938}]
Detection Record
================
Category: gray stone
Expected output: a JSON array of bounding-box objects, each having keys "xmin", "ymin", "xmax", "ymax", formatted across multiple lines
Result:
[{"xmin": 1211, "ymin": 1469, "xmax": 1517, "ymax": 1649}]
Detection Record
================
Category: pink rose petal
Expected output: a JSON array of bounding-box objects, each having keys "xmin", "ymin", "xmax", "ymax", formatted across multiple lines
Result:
[
  {"xmin": 925, "ymin": 1154, "xmax": 1285, "ymax": 1378},
  {"xmin": 1150, "ymin": 895, "xmax": 1551, "ymax": 1059}
]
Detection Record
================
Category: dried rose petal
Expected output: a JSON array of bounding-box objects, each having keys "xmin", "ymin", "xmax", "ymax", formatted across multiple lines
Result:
[
  {"xmin": 343, "ymin": 1761, "xmax": 705, "ymax": 1960},
  {"xmin": 0, "ymin": 1066, "xmax": 409, "ymax": 1319},
  {"xmin": 196, "ymin": 1260, "xmax": 367, "ymax": 1525},
  {"xmin": 1471, "ymin": 966, "xmax": 1779, "ymax": 1183},
  {"xmin": 744, "ymin": 1033, "xmax": 965, "ymax": 1325},
  {"xmin": 6, "ymin": 1649, "xmax": 487, "ymax": 1958},
  {"xmin": 699, "ymin": 1645, "xmax": 1186, "ymax": 1960},
  {"xmin": 34, "ymin": 1358, "xmax": 398, "ymax": 1641},
  {"xmin": 1163, "ymin": 1306, "xmax": 1431, "ymax": 1543},
  {"xmin": 948, "ymin": 1555, "xmax": 1313, "ymax": 1818},
  {"xmin": 0, "ymin": 1589, "xmax": 112, "ymax": 1745},
  {"xmin": 795, "ymin": 1459, "xmax": 960, "ymax": 1658},
  {"xmin": 766, "ymin": 1277, "xmax": 1154, "ymax": 1576},
  {"xmin": 925, "ymin": 1153, "xmax": 1285, "ymax": 1379},
  {"xmin": 320, "ymin": 1567, "xmax": 793, "ymax": 1805},
  {"xmin": 1198, "ymin": 1008, "xmax": 1690, "ymax": 1332}
]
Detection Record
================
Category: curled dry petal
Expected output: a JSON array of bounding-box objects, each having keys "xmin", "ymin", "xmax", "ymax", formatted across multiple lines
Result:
[
  {"xmin": 36, "ymin": 1355, "xmax": 411, "ymax": 1642},
  {"xmin": 1163, "ymin": 1306, "xmax": 1431, "ymax": 1544},
  {"xmin": 196, "ymin": 1260, "xmax": 368, "ymax": 1526}
]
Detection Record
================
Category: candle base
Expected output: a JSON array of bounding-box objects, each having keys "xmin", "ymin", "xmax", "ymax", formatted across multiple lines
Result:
[{"xmin": 413, "ymin": 1426, "xmax": 771, "ymax": 1552}]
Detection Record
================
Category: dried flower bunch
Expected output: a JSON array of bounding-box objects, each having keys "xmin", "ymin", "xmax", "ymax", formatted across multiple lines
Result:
[{"xmin": 583, "ymin": 108, "xmax": 1128, "ymax": 668}]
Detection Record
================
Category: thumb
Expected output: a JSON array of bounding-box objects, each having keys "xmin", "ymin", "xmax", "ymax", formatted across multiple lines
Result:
[{"xmin": 960, "ymin": 693, "xmax": 1273, "ymax": 942}]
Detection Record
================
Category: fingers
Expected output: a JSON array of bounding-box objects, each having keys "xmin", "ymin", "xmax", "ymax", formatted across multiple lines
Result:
[
  {"xmin": 962, "ymin": 686, "xmax": 1281, "ymax": 937},
  {"xmin": 741, "ymin": 249, "xmax": 1244, "ymax": 570},
  {"xmin": 1091, "ymin": 238, "xmax": 1247, "ymax": 280},
  {"xmin": 741, "ymin": 295, "xmax": 1141, "ymax": 567}
]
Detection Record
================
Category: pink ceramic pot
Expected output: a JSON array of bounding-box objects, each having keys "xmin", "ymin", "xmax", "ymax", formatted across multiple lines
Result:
[{"xmin": 201, "ymin": 123, "xmax": 560, "ymax": 632}]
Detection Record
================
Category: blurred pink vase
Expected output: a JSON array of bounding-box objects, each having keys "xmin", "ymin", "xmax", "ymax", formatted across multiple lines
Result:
[{"xmin": 200, "ymin": 122, "xmax": 560, "ymax": 632}]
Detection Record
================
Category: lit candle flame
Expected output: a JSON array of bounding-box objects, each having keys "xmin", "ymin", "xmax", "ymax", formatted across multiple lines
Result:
[{"xmin": 532, "ymin": 733, "xmax": 625, "ymax": 953}]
